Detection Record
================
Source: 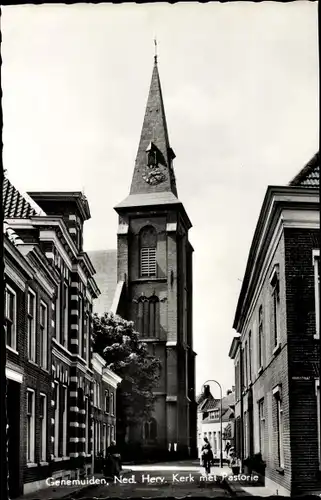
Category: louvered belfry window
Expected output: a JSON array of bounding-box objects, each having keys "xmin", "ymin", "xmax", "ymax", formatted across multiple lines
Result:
[{"xmin": 140, "ymin": 226, "xmax": 157, "ymax": 277}]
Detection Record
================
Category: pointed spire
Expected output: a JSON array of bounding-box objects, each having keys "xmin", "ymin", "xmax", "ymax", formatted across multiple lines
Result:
[{"xmin": 129, "ymin": 54, "xmax": 178, "ymax": 197}]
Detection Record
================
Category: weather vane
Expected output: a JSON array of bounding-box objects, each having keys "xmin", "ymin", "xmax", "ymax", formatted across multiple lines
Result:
[{"xmin": 154, "ymin": 37, "xmax": 158, "ymax": 64}]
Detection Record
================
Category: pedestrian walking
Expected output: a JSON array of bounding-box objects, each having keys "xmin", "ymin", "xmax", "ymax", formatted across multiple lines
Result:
[
  {"xmin": 201, "ymin": 437, "xmax": 213, "ymax": 474},
  {"xmin": 104, "ymin": 441, "xmax": 122, "ymax": 479}
]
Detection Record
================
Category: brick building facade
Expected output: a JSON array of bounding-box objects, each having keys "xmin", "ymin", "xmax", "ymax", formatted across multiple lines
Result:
[
  {"xmin": 89, "ymin": 57, "xmax": 197, "ymax": 458},
  {"xmin": 197, "ymin": 385, "xmax": 235, "ymax": 461},
  {"xmin": 3, "ymin": 178, "xmax": 121, "ymax": 497},
  {"xmin": 229, "ymin": 153, "xmax": 320, "ymax": 496}
]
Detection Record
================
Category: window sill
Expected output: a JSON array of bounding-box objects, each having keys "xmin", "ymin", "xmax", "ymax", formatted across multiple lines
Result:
[
  {"xmin": 26, "ymin": 462, "xmax": 37, "ymax": 468},
  {"xmin": 28, "ymin": 359, "xmax": 38, "ymax": 367},
  {"xmin": 40, "ymin": 367, "xmax": 49, "ymax": 374},
  {"xmin": 132, "ymin": 277, "xmax": 167, "ymax": 283},
  {"xmin": 273, "ymin": 343, "xmax": 281, "ymax": 356},
  {"xmin": 258, "ymin": 366, "xmax": 263, "ymax": 375},
  {"xmin": 6, "ymin": 345, "xmax": 19, "ymax": 355},
  {"xmin": 313, "ymin": 333, "xmax": 320, "ymax": 340},
  {"xmin": 40, "ymin": 461, "xmax": 49, "ymax": 466},
  {"xmin": 53, "ymin": 456, "xmax": 70, "ymax": 462},
  {"xmin": 276, "ymin": 467, "xmax": 284, "ymax": 475}
]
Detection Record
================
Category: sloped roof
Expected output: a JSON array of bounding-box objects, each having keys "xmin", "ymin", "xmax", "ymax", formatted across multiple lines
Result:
[
  {"xmin": 129, "ymin": 58, "xmax": 178, "ymax": 198},
  {"xmin": 3, "ymin": 176, "xmax": 38, "ymax": 218},
  {"xmin": 289, "ymin": 152, "xmax": 319, "ymax": 187},
  {"xmin": 87, "ymin": 250, "xmax": 117, "ymax": 316},
  {"xmin": 201, "ymin": 398, "xmax": 221, "ymax": 412}
]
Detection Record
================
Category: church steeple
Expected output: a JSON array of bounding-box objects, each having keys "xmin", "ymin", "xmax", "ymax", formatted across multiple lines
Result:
[{"xmin": 129, "ymin": 56, "xmax": 178, "ymax": 197}]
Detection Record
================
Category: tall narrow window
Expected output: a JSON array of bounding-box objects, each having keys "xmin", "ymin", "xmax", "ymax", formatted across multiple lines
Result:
[
  {"xmin": 258, "ymin": 306, "xmax": 263, "ymax": 369},
  {"xmin": 140, "ymin": 226, "xmax": 157, "ymax": 277},
  {"xmin": 137, "ymin": 295, "xmax": 160, "ymax": 338},
  {"xmin": 274, "ymin": 387, "xmax": 284, "ymax": 469},
  {"xmin": 103, "ymin": 425, "xmax": 106, "ymax": 457},
  {"xmin": 61, "ymin": 385, "xmax": 67, "ymax": 457},
  {"xmin": 63, "ymin": 283, "xmax": 69, "ymax": 348},
  {"xmin": 316, "ymin": 380, "xmax": 320, "ymax": 470},
  {"xmin": 107, "ymin": 424, "xmax": 111, "ymax": 448},
  {"xmin": 244, "ymin": 342, "xmax": 248, "ymax": 388},
  {"xmin": 97, "ymin": 383, "xmax": 101, "ymax": 409},
  {"xmin": 258, "ymin": 398, "xmax": 265, "ymax": 459},
  {"xmin": 85, "ymin": 396, "xmax": 89, "ymax": 455},
  {"xmin": 54, "ymin": 382, "xmax": 59, "ymax": 457},
  {"xmin": 5, "ymin": 285, "xmax": 16, "ymax": 351},
  {"xmin": 27, "ymin": 290, "xmax": 36, "ymax": 361},
  {"xmin": 243, "ymin": 411, "xmax": 248, "ymax": 458},
  {"xmin": 105, "ymin": 390, "xmax": 110, "ymax": 413},
  {"xmin": 313, "ymin": 250, "xmax": 320, "ymax": 338},
  {"xmin": 110, "ymin": 392, "xmax": 114, "ymax": 416},
  {"xmin": 270, "ymin": 267, "xmax": 280, "ymax": 348},
  {"xmin": 40, "ymin": 302, "xmax": 48, "ymax": 369},
  {"xmin": 79, "ymin": 295, "xmax": 83, "ymax": 358},
  {"xmin": 85, "ymin": 312, "xmax": 90, "ymax": 365},
  {"xmin": 39, "ymin": 394, "xmax": 47, "ymax": 462},
  {"xmin": 248, "ymin": 332, "xmax": 252, "ymax": 384},
  {"xmin": 56, "ymin": 284, "xmax": 61, "ymax": 344},
  {"xmin": 26, "ymin": 389, "xmax": 35, "ymax": 462}
]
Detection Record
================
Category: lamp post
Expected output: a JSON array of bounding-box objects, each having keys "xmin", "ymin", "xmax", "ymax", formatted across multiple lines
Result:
[{"xmin": 202, "ymin": 379, "xmax": 223, "ymax": 469}]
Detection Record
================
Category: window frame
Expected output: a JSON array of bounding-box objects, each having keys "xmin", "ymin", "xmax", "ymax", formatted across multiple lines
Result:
[
  {"xmin": 63, "ymin": 282, "xmax": 69, "ymax": 348},
  {"xmin": 313, "ymin": 250, "xmax": 320, "ymax": 339},
  {"xmin": 26, "ymin": 388, "xmax": 35, "ymax": 463},
  {"xmin": 27, "ymin": 289, "xmax": 36, "ymax": 362},
  {"xmin": 39, "ymin": 301, "xmax": 48, "ymax": 370},
  {"xmin": 140, "ymin": 247, "xmax": 157, "ymax": 277},
  {"xmin": 78, "ymin": 294, "xmax": 84, "ymax": 359},
  {"xmin": 54, "ymin": 381, "xmax": 59, "ymax": 458},
  {"xmin": 316, "ymin": 379, "xmax": 320, "ymax": 470},
  {"xmin": 110, "ymin": 392, "xmax": 114, "ymax": 416},
  {"xmin": 258, "ymin": 398, "xmax": 265, "ymax": 459},
  {"xmin": 5, "ymin": 284, "xmax": 17, "ymax": 351},
  {"xmin": 258, "ymin": 305, "xmax": 264, "ymax": 370},
  {"xmin": 85, "ymin": 396, "xmax": 89, "ymax": 455},
  {"xmin": 39, "ymin": 393, "xmax": 47, "ymax": 462},
  {"xmin": 273, "ymin": 385, "xmax": 284, "ymax": 469},
  {"xmin": 270, "ymin": 265, "xmax": 281, "ymax": 349}
]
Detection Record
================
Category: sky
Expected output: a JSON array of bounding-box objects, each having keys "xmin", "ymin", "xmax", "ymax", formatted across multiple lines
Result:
[{"xmin": 2, "ymin": 2, "xmax": 319, "ymax": 397}]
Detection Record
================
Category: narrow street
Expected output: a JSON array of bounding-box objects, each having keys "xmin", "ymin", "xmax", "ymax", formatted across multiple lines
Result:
[{"xmin": 69, "ymin": 461, "xmax": 234, "ymax": 498}]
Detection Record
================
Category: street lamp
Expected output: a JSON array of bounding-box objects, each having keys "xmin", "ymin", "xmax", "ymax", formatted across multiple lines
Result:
[{"xmin": 202, "ymin": 379, "xmax": 223, "ymax": 469}]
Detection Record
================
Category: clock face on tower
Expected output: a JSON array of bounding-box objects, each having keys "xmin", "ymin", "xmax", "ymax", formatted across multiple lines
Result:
[{"xmin": 142, "ymin": 165, "xmax": 167, "ymax": 186}]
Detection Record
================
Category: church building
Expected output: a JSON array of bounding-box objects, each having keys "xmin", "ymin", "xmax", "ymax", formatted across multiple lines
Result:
[{"xmin": 90, "ymin": 56, "xmax": 197, "ymax": 458}]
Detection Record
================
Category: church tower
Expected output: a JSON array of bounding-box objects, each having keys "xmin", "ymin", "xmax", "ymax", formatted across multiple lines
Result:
[{"xmin": 114, "ymin": 55, "xmax": 197, "ymax": 458}]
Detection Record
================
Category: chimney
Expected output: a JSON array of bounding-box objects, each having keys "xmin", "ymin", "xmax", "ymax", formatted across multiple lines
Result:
[
  {"xmin": 232, "ymin": 385, "xmax": 235, "ymax": 392},
  {"xmin": 203, "ymin": 385, "xmax": 210, "ymax": 397}
]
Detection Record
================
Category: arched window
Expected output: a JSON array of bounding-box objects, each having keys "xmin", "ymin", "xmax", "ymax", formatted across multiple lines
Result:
[
  {"xmin": 143, "ymin": 418, "xmax": 157, "ymax": 442},
  {"xmin": 140, "ymin": 226, "xmax": 157, "ymax": 277},
  {"xmin": 137, "ymin": 295, "xmax": 160, "ymax": 338}
]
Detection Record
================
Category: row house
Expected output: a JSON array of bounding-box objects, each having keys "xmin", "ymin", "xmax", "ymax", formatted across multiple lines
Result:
[
  {"xmin": 3, "ymin": 177, "xmax": 121, "ymax": 497},
  {"xmin": 91, "ymin": 353, "xmax": 121, "ymax": 461},
  {"xmin": 197, "ymin": 385, "xmax": 235, "ymax": 461},
  {"xmin": 229, "ymin": 153, "xmax": 320, "ymax": 496}
]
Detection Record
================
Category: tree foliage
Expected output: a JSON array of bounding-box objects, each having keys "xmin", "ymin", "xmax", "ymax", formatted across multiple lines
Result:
[{"xmin": 92, "ymin": 312, "xmax": 161, "ymax": 433}]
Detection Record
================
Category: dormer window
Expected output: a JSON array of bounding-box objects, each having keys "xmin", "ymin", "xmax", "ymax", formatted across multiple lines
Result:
[
  {"xmin": 146, "ymin": 142, "xmax": 158, "ymax": 167},
  {"xmin": 209, "ymin": 409, "xmax": 219, "ymax": 420}
]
